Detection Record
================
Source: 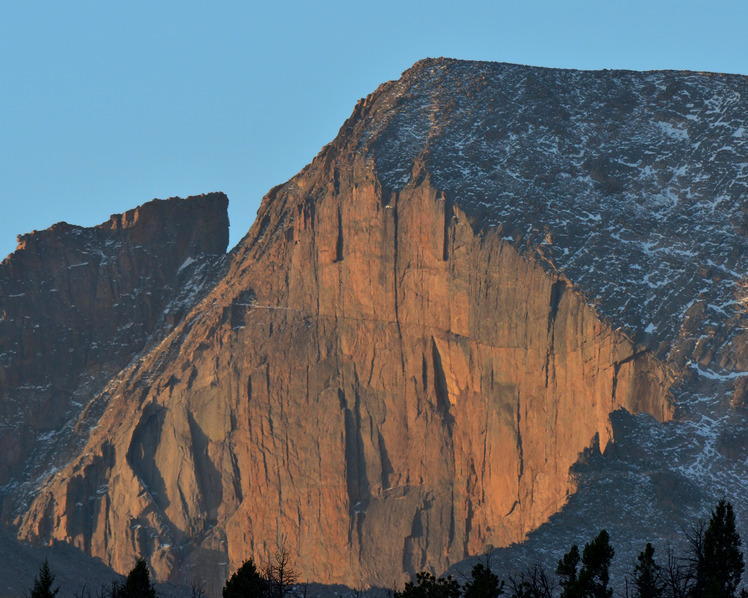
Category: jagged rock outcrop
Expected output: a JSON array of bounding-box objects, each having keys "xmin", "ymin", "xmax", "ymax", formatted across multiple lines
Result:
[
  {"xmin": 0, "ymin": 193, "xmax": 229, "ymax": 516},
  {"xmin": 9, "ymin": 59, "xmax": 748, "ymax": 594}
]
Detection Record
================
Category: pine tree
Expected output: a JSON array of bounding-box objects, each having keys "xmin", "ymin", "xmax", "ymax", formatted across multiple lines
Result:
[
  {"xmin": 28, "ymin": 559, "xmax": 59, "ymax": 598},
  {"xmin": 223, "ymin": 558, "xmax": 268, "ymax": 598},
  {"xmin": 633, "ymin": 543, "xmax": 663, "ymax": 598},
  {"xmin": 699, "ymin": 499, "xmax": 745, "ymax": 598},
  {"xmin": 117, "ymin": 558, "xmax": 157, "ymax": 598},
  {"xmin": 464, "ymin": 563, "xmax": 503, "ymax": 598},
  {"xmin": 557, "ymin": 544, "xmax": 582, "ymax": 598},
  {"xmin": 578, "ymin": 530, "xmax": 614, "ymax": 598},
  {"xmin": 557, "ymin": 531, "xmax": 614, "ymax": 598},
  {"xmin": 394, "ymin": 571, "xmax": 461, "ymax": 598}
]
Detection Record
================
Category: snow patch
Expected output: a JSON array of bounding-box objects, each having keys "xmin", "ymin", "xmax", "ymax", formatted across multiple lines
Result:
[{"xmin": 177, "ymin": 256, "xmax": 196, "ymax": 273}]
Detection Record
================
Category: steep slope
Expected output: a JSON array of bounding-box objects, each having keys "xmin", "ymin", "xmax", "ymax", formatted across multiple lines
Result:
[
  {"xmin": 12, "ymin": 59, "xmax": 748, "ymax": 593},
  {"xmin": 0, "ymin": 193, "xmax": 229, "ymax": 518},
  {"xmin": 0, "ymin": 528, "xmax": 120, "ymax": 598}
]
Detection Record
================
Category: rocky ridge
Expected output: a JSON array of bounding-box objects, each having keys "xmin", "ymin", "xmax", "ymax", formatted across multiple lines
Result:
[
  {"xmin": 0, "ymin": 193, "xmax": 229, "ymax": 519},
  {"xmin": 5, "ymin": 60, "xmax": 748, "ymax": 594}
]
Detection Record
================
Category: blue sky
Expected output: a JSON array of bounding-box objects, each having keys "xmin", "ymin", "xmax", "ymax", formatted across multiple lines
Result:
[{"xmin": 2, "ymin": 1, "xmax": 748, "ymax": 260}]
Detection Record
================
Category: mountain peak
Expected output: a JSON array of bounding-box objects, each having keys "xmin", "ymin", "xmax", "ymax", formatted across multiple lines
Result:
[
  {"xmin": 3, "ymin": 61, "xmax": 748, "ymax": 594},
  {"xmin": 0, "ymin": 192, "xmax": 228, "ymax": 517}
]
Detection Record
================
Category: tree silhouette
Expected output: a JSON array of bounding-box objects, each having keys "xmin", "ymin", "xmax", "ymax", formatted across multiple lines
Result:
[
  {"xmin": 28, "ymin": 559, "xmax": 59, "ymax": 598},
  {"xmin": 578, "ymin": 530, "xmax": 614, "ymax": 598},
  {"xmin": 557, "ymin": 544, "xmax": 582, "ymax": 598},
  {"xmin": 223, "ymin": 558, "xmax": 268, "ymax": 598},
  {"xmin": 507, "ymin": 563, "xmax": 555, "ymax": 598},
  {"xmin": 695, "ymin": 499, "xmax": 745, "ymax": 598},
  {"xmin": 633, "ymin": 543, "xmax": 663, "ymax": 598},
  {"xmin": 464, "ymin": 563, "xmax": 503, "ymax": 598},
  {"xmin": 264, "ymin": 549, "xmax": 298, "ymax": 598},
  {"xmin": 114, "ymin": 558, "xmax": 157, "ymax": 598},
  {"xmin": 661, "ymin": 545, "xmax": 691, "ymax": 598},
  {"xmin": 395, "ymin": 571, "xmax": 461, "ymax": 598},
  {"xmin": 557, "ymin": 531, "xmax": 614, "ymax": 598}
]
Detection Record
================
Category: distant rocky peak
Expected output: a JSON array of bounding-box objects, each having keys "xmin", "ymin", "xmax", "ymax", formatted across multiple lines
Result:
[
  {"xmin": 12, "ymin": 192, "xmax": 229, "ymax": 259},
  {"xmin": 0, "ymin": 192, "xmax": 229, "ymax": 511}
]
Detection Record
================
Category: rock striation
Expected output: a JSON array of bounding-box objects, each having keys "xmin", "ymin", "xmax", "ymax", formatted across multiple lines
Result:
[{"xmin": 6, "ymin": 59, "xmax": 748, "ymax": 594}]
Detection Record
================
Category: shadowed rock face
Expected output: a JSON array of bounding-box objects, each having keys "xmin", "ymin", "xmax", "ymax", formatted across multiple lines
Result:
[
  {"xmin": 0, "ymin": 193, "xmax": 229, "ymax": 515},
  {"xmin": 10, "ymin": 59, "xmax": 748, "ymax": 594}
]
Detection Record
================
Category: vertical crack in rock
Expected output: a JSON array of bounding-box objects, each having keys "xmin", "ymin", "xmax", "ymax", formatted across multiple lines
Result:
[
  {"xmin": 335, "ymin": 204, "xmax": 344, "ymax": 263},
  {"xmin": 547, "ymin": 281, "xmax": 565, "ymax": 335},
  {"xmin": 343, "ymin": 388, "xmax": 369, "ymax": 516},
  {"xmin": 545, "ymin": 280, "xmax": 565, "ymax": 388},
  {"xmin": 391, "ymin": 194, "xmax": 407, "ymax": 377},
  {"xmin": 516, "ymin": 392, "xmax": 524, "ymax": 484},
  {"xmin": 187, "ymin": 411, "xmax": 222, "ymax": 526},
  {"xmin": 611, "ymin": 349, "xmax": 648, "ymax": 404},
  {"xmin": 431, "ymin": 340, "xmax": 454, "ymax": 429},
  {"xmin": 442, "ymin": 194, "xmax": 453, "ymax": 262},
  {"xmin": 378, "ymin": 432, "xmax": 394, "ymax": 490}
]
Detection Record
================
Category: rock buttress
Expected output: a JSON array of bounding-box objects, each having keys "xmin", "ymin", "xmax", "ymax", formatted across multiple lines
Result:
[
  {"xmin": 18, "ymin": 154, "xmax": 671, "ymax": 591},
  {"xmin": 0, "ymin": 193, "xmax": 228, "ymax": 515}
]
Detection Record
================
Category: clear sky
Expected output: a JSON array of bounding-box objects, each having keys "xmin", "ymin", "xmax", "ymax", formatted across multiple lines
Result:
[{"xmin": 2, "ymin": 1, "xmax": 748, "ymax": 260}]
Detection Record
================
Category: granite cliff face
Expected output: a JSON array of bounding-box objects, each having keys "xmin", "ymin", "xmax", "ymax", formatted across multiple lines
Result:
[
  {"xmin": 6, "ymin": 59, "xmax": 748, "ymax": 593},
  {"xmin": 17, "ymin": 176, "xmax": 672, "ymax": 589}
]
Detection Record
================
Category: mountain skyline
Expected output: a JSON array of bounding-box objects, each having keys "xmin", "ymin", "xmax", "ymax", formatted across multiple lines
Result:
[
  {"xmin": 3, "ymin": 2, "xmax": 748, "ymax": 261},
  {"xmin": 3, "ymin": 57, "xmax": 746, "ymax": 594}
]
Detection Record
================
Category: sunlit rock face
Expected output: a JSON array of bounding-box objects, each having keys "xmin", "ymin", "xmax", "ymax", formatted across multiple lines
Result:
[{"xmin": 10, "ymin": 59, "xmax": 748, "ymax": 594}]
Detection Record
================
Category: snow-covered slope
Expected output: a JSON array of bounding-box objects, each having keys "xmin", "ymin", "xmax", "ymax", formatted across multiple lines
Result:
[
  {"xmin": 357, "ymin": 58, "xmax": 747, "ymax": 583},
  {"xmin": 366, "ymin": 60, "xmax": 746, "ymax": 376}
]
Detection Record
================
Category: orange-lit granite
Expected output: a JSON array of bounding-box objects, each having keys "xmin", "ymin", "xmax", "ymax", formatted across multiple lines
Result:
[
  {"xmin": 18, "ymin": 151, "xmax": 671, "ymax": 591},
  {"xmin": 19, "ymin": 57, "xmax": 748, "ymax": 594}
]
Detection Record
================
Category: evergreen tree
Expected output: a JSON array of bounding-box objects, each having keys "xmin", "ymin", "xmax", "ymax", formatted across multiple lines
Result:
[
  {"xmin": 116, "ymin": 558, "xmax": 157, "ymax": 598},
  {"xmin": 557, "ymin": 544, "xmax": 582, "ymax": 598},
  {"xmin": 633, "ymin": 543, "xmax": 663, "ymax": 598},
  {"xmin": 464, "ymin": 563, "xmax": 503, "ymax": 598},
  {"xmin": 28, "ymin": 559, "xmax": 59, "ymax": 598},
  {"xmin": 578, "ymin": 530, "xmax": 614, "ymax": 598},
  {"xmin": 394, "ymin": 571, "xmax": 461, "ymax": 598},
  {"xmin": 223, "ymin": 558, "xmax": 268, "ymax": 598},
  {"xmin": 557, "ymin": 531, "xmax": 614, "ymax": 598},
  {"xmin": 698, "ymin": 499, "xmax": 745, "ymax": 598}
]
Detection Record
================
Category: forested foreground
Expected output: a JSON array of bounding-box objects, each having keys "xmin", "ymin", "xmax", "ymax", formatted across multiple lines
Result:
[{"xmin": 25, "ymin": 500, "xmax": 746, "ymax": 598}]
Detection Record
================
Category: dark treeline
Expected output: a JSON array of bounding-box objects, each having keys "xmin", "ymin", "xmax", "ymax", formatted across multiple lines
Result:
[
  {"xmin": 25, "ymin": 500, "xmax": 745, "ymax": 598},
  {"xmin": 397, "ymin": 499, "xmax": 746, "ymax": 598}
]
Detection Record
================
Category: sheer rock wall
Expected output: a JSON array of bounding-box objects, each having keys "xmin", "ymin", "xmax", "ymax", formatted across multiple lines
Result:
[{"xmin": 18, "ymin": 151, "xmax": 672, "ymax": 590}]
